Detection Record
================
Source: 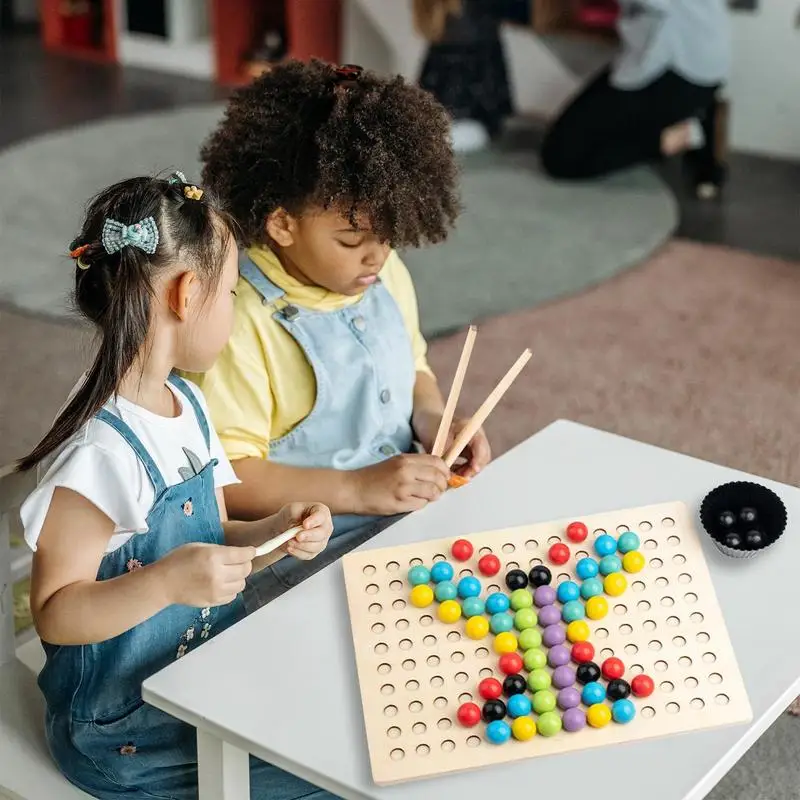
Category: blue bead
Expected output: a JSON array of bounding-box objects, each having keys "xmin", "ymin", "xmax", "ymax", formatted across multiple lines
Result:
[
  {"xmin": 598, "ymin": 555, "xmax": 622, "ymax": 576},
  {"xmin": 408, "ymin": 565, "xmax": 431, "ymax": 586},
  {"xmin": 580, "ymin": 577, "xmax": 604, "ymax": 599},
  {"xmin": 617, "ymin": 532, "xmax": 641, "ymax": 555},
  {"xmin": 462, "ymin": 596, "xmax": 485, "ymax": 618},
  {"xmin": 485, "ymin": 592, "xmax": 511, "ymax": 615},
  {"xmin": 490, "ymin": 612, "xmax": 514, "ymax": 634},
  {"xmin": 561, "ymin": 600, "xmax": 585, "ymax": 623},
  {"xmin": 507, "ymin": 694, "xmax": 532, "ymax": 718},
  {"xmin": 612, "ymin": 698, "xmax": 636, "ymax": 724},
  {"xmin": 434, "ymin": 581, "xmax": 458, "ymax": 602},
  {"xmin": 581, "ymin": 681, "xmax": 606, "ymax": 706},
  {"xmin": 430, "ymin": 561, "xmax": 455, "ymax": 583},
  {"xmin": 486, "ymin": 720, "xmax": 512, "ymax": 744},
  {"xmin": 576, "ymin": 558, "xmax": 599, "ymax": 580},
  {"xmin": 458, "ymin": 576, "xmax": 482, "ymax": 599},
  {"xmin": 557, "ymin": 581, "xmax": 580, "ymax": 604},
  {"xmin": 594, "ymin": 534, "xmax": 618, "ymax": 557}
]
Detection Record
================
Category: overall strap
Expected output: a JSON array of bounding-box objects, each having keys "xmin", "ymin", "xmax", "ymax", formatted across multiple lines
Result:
[
  {"xmin": 95, "ymin": 409, "xmax": 168, "ymax": 496},
  {"xmin": 167, "ymin": 374, "xmax": 211, "ymax": 452},
  {"xmin": 239, "ymin": 252, "xmax": 286, "ymax": 305}
]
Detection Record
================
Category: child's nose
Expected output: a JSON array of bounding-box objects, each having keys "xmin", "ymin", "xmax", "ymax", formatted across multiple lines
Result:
[{"xmin": 364, "ymin": 242, "xmax": 390, "ymax": 267}]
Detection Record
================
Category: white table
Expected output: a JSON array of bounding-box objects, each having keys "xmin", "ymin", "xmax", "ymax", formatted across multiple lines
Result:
[{"xmin": 143, "ymin": 420, "xmax": 800, "ymax": 800}]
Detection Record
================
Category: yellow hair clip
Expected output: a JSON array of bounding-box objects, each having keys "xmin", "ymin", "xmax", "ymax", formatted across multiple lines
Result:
[{"xmin": 184, "ymin": 186, "xmax": 204, "ymax": 201}]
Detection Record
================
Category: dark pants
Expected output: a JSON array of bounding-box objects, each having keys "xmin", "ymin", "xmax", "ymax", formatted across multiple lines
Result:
[{"xmin": 541, "ymin": 67, "xmax": 719, "ymax": 181}]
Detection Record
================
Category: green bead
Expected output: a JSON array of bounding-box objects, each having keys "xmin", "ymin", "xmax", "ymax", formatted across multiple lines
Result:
[
  {"xmin": 523, "ymin": 648, "xmax": 547, "ymax": 671},
  {"xmin": 532, "ymin": 690, "xmax": 556, "ymax": 714},
  {"xmin": 527, "ymin": 668, "xmax": 551, "ymax": 693},
  {"xmin": 537, "ymin": 711, "xmax": 563, "ymax": 737},
  {"xmin": 407, "ymin": 565, "xmax": 431, "ymax": 586},
  {"xmin": 514, "ymin": 608, "xmax": 538, "ymax": 631},
  {"xmin": 518, "ymin": 628, "xmax": 542, "ymax": 651},
  {"xmin": 509, "ymin": 588, "xmax": 534, "ymax": 611}
]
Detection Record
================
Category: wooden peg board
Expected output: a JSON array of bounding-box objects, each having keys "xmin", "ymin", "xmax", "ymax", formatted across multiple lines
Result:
[{"xmin": 342, "ymin": 501, "xmax": 752, "ymax": 785}]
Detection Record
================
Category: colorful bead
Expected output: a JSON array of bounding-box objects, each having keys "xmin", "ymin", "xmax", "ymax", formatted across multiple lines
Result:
[{"xmin": 409, "ymin": 584, "xmax": 434, "ymax": 607}]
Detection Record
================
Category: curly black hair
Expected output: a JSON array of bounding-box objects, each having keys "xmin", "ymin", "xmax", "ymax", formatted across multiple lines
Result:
[{"xmin": 200, "ymin": 59, "xmax": 461, "ymax": 249}]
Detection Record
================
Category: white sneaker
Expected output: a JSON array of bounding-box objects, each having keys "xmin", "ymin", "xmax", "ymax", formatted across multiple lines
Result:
[{"xmin": 451, "ymin": 119, "xmax": 490, "ymax": 153}]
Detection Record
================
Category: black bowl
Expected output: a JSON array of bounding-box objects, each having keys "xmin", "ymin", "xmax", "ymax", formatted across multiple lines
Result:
[{"xmin": 699, "ymin": 481, "xmax": 786, "ymax": 559}]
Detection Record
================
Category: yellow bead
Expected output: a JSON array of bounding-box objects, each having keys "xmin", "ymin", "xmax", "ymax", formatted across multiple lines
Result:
[
  {"xmin": 438, "ymin": 599, "xmax": 462, "ymax": 624},
  {"xmin": 410, "ymin": 584, "xmax": 434, "ymax": 608},
  {"xmin": 585, "ymin": 595, "xmax": 608, "ymax": 620},
  {"xmin": 566, "ymin": 620, "xmax": 590, "ymax": 643},
  {"xmin": 465, "ymin": 615, "xmax": 489, "ymax": 640},
  {"xmin": 512, "ymin": 716, "xmax": 537, "ymax": 741},
  {"xmin": 604, "ymin": 572, "xmax": 628, "ymax": 597},
  {"xmin": 587, "ymin": 703, "xmax": 612, "ymax": 728},
  {"xmin": 494, "ymin": 631, "xmax": 519, "ymax": 654},
  {"xmin": 622, "ymin": 551, "xmax": 645, "ymax": 574}
]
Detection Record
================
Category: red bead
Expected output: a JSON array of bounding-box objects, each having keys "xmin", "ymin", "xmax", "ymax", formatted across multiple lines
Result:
[
  {"xmin": 631, "ymin": 674, "xmax": 655, "ymax": 698},
  {"xmin": 571, "ymin": 641, "xmax": 595, "ymax": 664},
  {"xmin": 478, "ymin": 553, "xmax": 501, "ymax": 576},
  {"xmin": 451, "ymin": 539, "xmax": 474, "ymax": 562},
  {"xmin": 601, "ymin": 657, "xmax": 625, "ymax": 680},
  {"xmin": 457, "ymin": 702, "xmax": 482, "ymax": 727},
  {"xmin": 478, "ymin": 677, "xmax": 503, "ymax": 700},
  {"xmin": 566, "ymin": 521, "xmax": 588, "ymax": 543},
  {"xmin": 498, "ymin": 652, "xmax": 523, "ymax": 675},
  {"xmin": 548, "ymin": 543, "xmax": 571, "ymax": 565}
]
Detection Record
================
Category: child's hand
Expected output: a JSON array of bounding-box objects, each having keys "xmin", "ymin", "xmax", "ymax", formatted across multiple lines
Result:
[
  {"xmin": 413, "ymin": 411, "xmax": 492, "ymax": 480},
  {"xmin": 161, "ymin": 542, "xmax": 256, "ymax": 608},
  {"xmin": 352, "ymin": 454, "xmax": 450, "ymax": 515},
  {"xmin": 273, "ymin": 502, "xmax": 334, "ymax": 560}
]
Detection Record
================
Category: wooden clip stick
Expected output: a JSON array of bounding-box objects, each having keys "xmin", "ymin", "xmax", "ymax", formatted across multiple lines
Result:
[
  {"xmin": 443, "ymin": 349, "xmax": 532, "ymax": 469},
  {"xmin": 254, "ymin": 525, "xmax": 304, "ymax": 558},
  {"xmin": 432, "ymin": 325, "xmax": 477, "ymax": 457}
]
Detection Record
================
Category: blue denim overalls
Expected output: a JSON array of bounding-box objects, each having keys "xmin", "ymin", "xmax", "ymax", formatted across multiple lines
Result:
[
  {"xmin": 239, "ymin": 255, "xmax": 416, "ymax": 607},
  {"xmin": 39, "ymin": 375, "xmax": 331, "ymax": 800}
]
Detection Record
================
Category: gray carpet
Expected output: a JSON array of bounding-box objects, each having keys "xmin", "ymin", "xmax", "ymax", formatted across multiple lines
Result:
[{"xmin": 0, "ymin": 105, "xmax": 677, "ymax": 331}]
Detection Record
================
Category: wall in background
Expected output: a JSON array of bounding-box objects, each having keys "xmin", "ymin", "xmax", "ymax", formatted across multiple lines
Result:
[{"xmin": 15, "ymin": 0, "xmax": 39, "ymax": 23}]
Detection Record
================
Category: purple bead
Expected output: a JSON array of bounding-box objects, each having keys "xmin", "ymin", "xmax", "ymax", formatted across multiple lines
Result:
[
  {"xmin": 548, "ymin": 645, "xmax": 571, "ymax": 669},
  {"xmin": 552, "ymin": 665, "xmax": 576, "ymax": 688},
  {"xmin": 563, "ymin": 708, "xmax": 587, "ymax": 732},
  {"xmin": 534, "ymin": 585, "xmax": 557, "ymax": 608},
  {"xmin": 558, "ymin": 687, "xmax": 581, "ymax": 710},
  {"xmin": 538, "ymin": 604, "xmax": 561, "ymax": 627},
  {"xmin": 542, "ymin": 624, "xmax": 566, "ymax": 648}
]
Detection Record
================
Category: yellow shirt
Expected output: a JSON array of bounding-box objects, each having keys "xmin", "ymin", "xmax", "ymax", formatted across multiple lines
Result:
[{"xmin": 185, "ymin": 246, "xmax": 432, "ymax": 461}]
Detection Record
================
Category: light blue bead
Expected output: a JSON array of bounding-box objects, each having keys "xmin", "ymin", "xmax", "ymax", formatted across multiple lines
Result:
[
  {"xmin": 581, "ymin": 681, "xmax": 606, "ymax": 706},
  {"xmin": 576, "ymin": 557, "xmax": 599, "ymax": 580},
  {"xmin": 617, "ymin": 532, "xmax": 641, "ymax": 555},
  {"xmin": 561, "ymin": 600, "xmax": 585, "ymax": 623},
  {"xmin": 507, "ymin": 694, "xmax": 532, "ymax": 718},
  {"xmin": 485, "ymin": 592, "xmax": 510, "ymax": 615},
  {"xmin": 407, "ymin": 565, "xmax": 431, "ymax": 586},
  {"xmin": 490, "ymin": 612, "xmax": 514, "ymax": 634},
  {"xmin": 457, "ymin": 576, "xmax": 482, "ymax": 599},
  {"xmin": 434, "ymin": 581, "xmax": 458, "ymax": 602},
  {"xmin": 612, "ymin": 698, "xmax": 636, "ymax": 724},
  {"xmin": 594, "ymin": 534, "xmax": 618, "ymax": 557},
  {"xmin": 580, "ymin": 577, "xmax": 604, "ymax": 599},
  {"xmin": 486, "ymin": 720, "xmax": 512, "ymax": 744},
  {"xmin": 598, "ymin": 555, "xmax": 622, "ymax": 576},
  {"xmin": 557, "ymin": 581, "xmax": 580, "ymax": 604},
  {"xmin": 462, "ymin": 596, "xmax": 485, "ymax": 618},
  {"xmin": 430, "ymin": 561, "xmax": 455, "ymax": 583}
]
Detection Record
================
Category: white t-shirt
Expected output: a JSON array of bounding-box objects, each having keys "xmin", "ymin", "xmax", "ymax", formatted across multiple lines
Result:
[{"xmin": 21, "ymin": 378, "xmax": 239, "ymax": 553}]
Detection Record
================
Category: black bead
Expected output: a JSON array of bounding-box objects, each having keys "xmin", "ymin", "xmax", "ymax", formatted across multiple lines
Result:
[
  {"xmin": 718, "ymin": 510, "xmax": 736, "ymax": 529},
  {"xmin": 724, "ymin": 532, "xmax": 742, "ymax": 549},
  {"xmin": 606, "ymin": 678, "xmax": 631, "ymax": 701},
  {"xmin": 745, "ymin": 529, "xmax": 764, "ymax": 548},
  {"xmin": 739, "ymin": 507, "xmax": 758, "ymax": 525},
  {"xmin": 505, "ymin": 569, "xmax": 529, "ymax": 591},
  {"xmin": 528, "ymin": 565, "xmax": 552, "ymax": 587},
  {"xmin": 482, "ymin": 699, "xmax": 507, "ymax": 723},
  {"xmin": 503, "ymin": 674, "xmax": 527, "ymax": 697},
  {"xmin": 576, "ymin": 661, "xmax": 601, "ymax": 685}
]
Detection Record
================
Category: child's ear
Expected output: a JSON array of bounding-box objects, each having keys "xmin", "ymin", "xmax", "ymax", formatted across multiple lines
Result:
[
  {"xmin": 265, "ymin": 209, "xmax": 296, "ymax": 247},
  {"xmin": 169, "ymin": 270, "xmax": 198, "ymax": 321}
]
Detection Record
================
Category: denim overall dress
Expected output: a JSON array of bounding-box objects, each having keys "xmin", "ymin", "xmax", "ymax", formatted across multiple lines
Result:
[
  {"xmin": 39, "ymin": 375, "xmax": 331, "ymax": 800},
  {"xmin": 239, "ymin": 255, "xmax": 417, "ymax": 607}
]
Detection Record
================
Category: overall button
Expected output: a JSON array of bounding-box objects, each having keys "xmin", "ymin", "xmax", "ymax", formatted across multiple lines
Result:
[
  {"xmin": 380, "ymin": 389, "xmax": 391, "ymax": 404},
  {"xmin": 353, "ymin": 316, "xmax": 366, "ymax": 332},
  {"xmin": 379, "ymin": 444, "xmax": 395, "ymax": 456},
  {"xmin": 283, "ymin": 305, "xmax": 299, "ymax": 320}
]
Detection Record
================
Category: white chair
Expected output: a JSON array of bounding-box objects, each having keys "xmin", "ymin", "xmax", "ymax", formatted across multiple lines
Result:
[{"xmin": 0, "ymin": 463, "xmax": 90, "ymax": 799}]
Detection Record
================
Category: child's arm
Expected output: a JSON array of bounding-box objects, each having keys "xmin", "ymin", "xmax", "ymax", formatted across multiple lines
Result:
[{"xmin": 31, "ymin": 487, "xmax": 255, "ymax": 646}]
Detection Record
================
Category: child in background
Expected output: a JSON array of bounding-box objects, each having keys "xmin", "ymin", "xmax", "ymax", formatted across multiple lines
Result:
[
  {"xmin": 18, "ymin": 174, "xmax": 336, "ymax": 799},
  {"xmin": 191, "ymin": 60, "xmax": 492, "ymax": 607}
]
